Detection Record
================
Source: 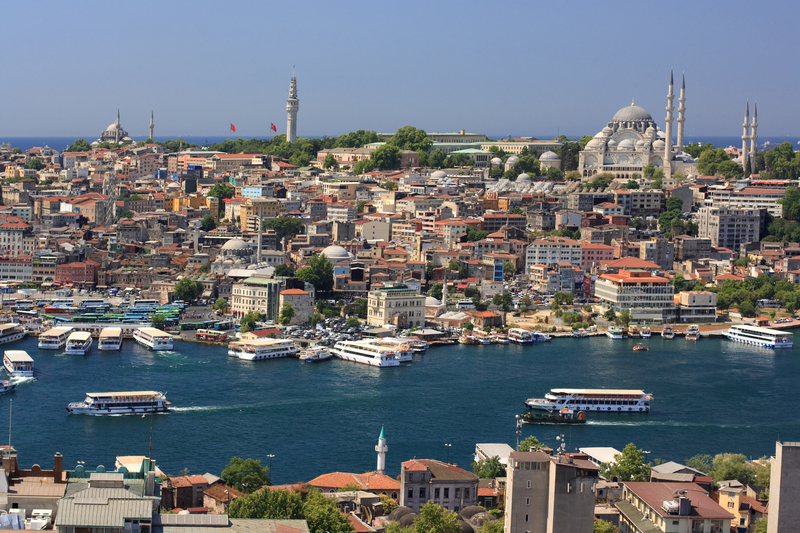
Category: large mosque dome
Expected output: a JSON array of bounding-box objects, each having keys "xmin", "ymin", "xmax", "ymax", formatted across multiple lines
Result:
[
  {"xmin": 322, "ymin": 245, "xmax": 354, "ymax": 262},
  {"xmin": 612, "ymin": 104, "xmax": 653, "ymax": 123}
]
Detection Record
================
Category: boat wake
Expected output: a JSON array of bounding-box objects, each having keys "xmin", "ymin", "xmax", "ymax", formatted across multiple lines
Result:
[
  {"xmin": 586, "ymin": 420, "xmax": 760, "ymax": 429},
  {"xmin": 171, "ymin": 405, "xmax": 248, "ymax": 413},
  {"xmin": 11, "ymin": 377, "xmax": 35, "ymax": 385}
]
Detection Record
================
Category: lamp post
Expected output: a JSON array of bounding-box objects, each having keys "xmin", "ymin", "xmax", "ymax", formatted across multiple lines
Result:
[{"xmin": 444, "ymin": 444, "xmax": 452, "ymax": 464}]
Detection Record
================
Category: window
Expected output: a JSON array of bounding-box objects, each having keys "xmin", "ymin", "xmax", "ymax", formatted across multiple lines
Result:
[
  {"xmin": 419, "ymin": 487, "xmax": 426, "ymax": 499},
  {"xmin": 464, "ymin": 488, "xmax": 469, "ymax": 498},
  {"xmin": 434, "ymin": 488, "xmax": 440, "ymax": 499},
  {"xmin": 455, "ymin": 488, "xmax": 461, "ymax": 498},
  {"xmin": 408, "ymin": 488, "xmax": 413, "ymax": 499},
  {"xmin": 526, "ymin": 497, "xmax": 530, "ymax": 505},
  {"xmin": 444, "ymin": 488, "xmax": 449, "ymax": 499},
  {"xmin": 525, "ymin": 514, "xmax": 529, "ymax": 523},
  {"xmin": 526, "ymin": 480, "xmax": 531, "ymax": 489}
]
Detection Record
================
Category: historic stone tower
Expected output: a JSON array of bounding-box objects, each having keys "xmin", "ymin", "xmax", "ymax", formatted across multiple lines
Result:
[
  {"xmin": 149, "ymin": 110, "xmax": 154, "ymax": 141},
  {"xmin": 375, "ymin": 426, "xmax": 388, "ymax": 475},
  {"xmin": 750, "ymin": 102, "xmax": 758, "ymax": 174},
  {"xmin": 286, "ymin": 71, "xmax": 299, "ymax": 143}
]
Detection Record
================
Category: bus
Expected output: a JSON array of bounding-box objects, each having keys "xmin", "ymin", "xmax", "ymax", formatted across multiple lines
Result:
[
  {"xmin": 80, "ymin": 299, "xmax": 107, "ymax": 309},
  {"xmin": 214, "ymin": 320, "xmax": 233, "ymax": 331},
  {"xmin": 17, "ymin": 310, "xmax": 38, "ymax": 317},
  {"xmin": 195, "ymin": 329, "xmax": 228, "ymax": 342},
  {"xmin": 180, "ymin": 322, "xmax": 204, "ymax": 331}
]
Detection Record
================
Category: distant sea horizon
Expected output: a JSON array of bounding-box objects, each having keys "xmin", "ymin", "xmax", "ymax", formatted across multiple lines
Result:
[{"xmin": 1, "ymin": 134, "xmax": 798, "ymax": 153}]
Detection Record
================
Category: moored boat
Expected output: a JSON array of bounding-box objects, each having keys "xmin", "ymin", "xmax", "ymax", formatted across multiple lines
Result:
[
  {"xmin": 628, "ymin": 325, "xmax": 641, "ymax": 337},
  {"xmin": 0, "ymin": 324, "xmax": 25, "ymax": 346},
  {"xmin": 38, "ymin": 327, "xmax": 71, "ymax": 350},
  {"xmin": 525, "ymin": 388, "xmax": 653, "ymax": 413},
  {"xmin": 685, "ymin": 324, "xmax": 700, "ymax": 341},
  {"xmin": 65, "ymin": 331, "xmax": 93, "ymax": 355},
  {"xmin": 520, "ymin": 408, "xmax": 586, "ymax": 425},
  {"xmin": 508, "ymin": 328, "xmax": 534, "ymax": 344},
  {"xmin": 330, "ymin": 339, "xmax": 400, "ymax": 367},
  {"xmin": 98, "ymin": 327, "xmax": 123, "ymax": 351},
  {"xmin": 606, "ymin": 326, "xmax": 624, "ymax": 339},
  {"xmin": 228, "ymin": 339, "xmax": 299, "ymax": 361},
  {"xmin": 532, "ymin": 332, "xmax": 551, "ymax": 342},
  {"xmin": 572, "ymin": 329, "xmax": 589, "ymax": 338},
  {"xmin": 662, "ymin": 325, "xmax": 675, "ymax": 339},
  {"xmin": 299, "ymin": 345, "xmax": 333, "ymax": 362},
  {"xmin": 640, "ymin": 327, "xmax": 652, "ymax": 338},
  {"xmin": 3, "ymin": 350, "xmax": 33, "ymax": 378},
  {"xmin": 133, "ymin": 327, "xmax": 174, "ymax": 350},
  {"xmin": 66, "ymin": 391, "xmax": 170, "ymax": 415},
  {"xmin": 633, "ymin": 343, "xmax": 648, "ymax": 351},
  {"xmin": 723, "ymin": 325, "xmax": 793, "ymax": 349}
]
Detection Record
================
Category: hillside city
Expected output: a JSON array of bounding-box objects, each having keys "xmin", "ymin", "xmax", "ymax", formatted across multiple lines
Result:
[{"xmin": 1, "ymin": 75, "xmax": 800, "ymax": 533}]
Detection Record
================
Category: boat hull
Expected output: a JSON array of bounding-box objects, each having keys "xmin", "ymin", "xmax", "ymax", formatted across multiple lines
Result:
[
  {"xmin": 67, "ymin": 405, "xmax": 169, "ymax": 415},
  {"xmin": 723, "ymin": 332, "xmax": 793, "ymax": 349},
  {"xmin": 0, "ymin": 333, "xmax": 25, "ymax": 345}
]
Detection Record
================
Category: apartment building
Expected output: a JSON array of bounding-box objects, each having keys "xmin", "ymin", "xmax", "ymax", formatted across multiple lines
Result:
[
  {"xmin": 525, "ymin": 236, "xmax": 582, "ymax": 273},
  {"xmin": 697, "ymin": 206, "xmax": 761, "ymax": 249},
  {"xmin": 595, "ymin": 269, "xmax": 674, "ymax": 322},
  {"xmin": 638, "ymin": 238, "xmax": 674, "ymax": 271},
  {"xmin": 705, "ymin": 186, "xmax": 784, "ymax": 217},
  {"xmin": 673, "ymin": 235, "xmax": 712, "ymax": 261},
  {"xmin": 241, "ymin": 198, "xmax": 283, "ymax": 232},
  {"xmin": 612, "ymin": 189, "xmax": 665, "ymax": 217},
  {"xmin": 327, "ymin": 203, "xmax": 356, "ymax": 223},
  {"xmin": 399, "ymin": 459, "xmax": 479, "ymax": 513},
  {"xmin": 617, "ymin": 482, "xmax": 732, "ymax": 533},
  {"xmin": 580, "ymin": 242, "xmax": 614, "ymax": 271},
  {"xmin": 230, "ymin": 275, "xmax": 282, "ymax": 322}
]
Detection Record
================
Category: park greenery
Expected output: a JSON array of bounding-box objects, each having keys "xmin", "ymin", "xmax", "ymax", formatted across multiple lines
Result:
[
  {"xmin": 174, "ymin": 277, "xmax": 205, "ymax": 302},
  {"xmin": 151, "ymin": 314, "xmax": 166, "ymax": 329},
  {"xmin": 472, "ymin": 456, "xmax": 506, "ymax": 478},
  {"xmin": 262, "ymin": 216, "xmax": 304, "ymax": 240},
  {"xmin": 239, "ymin": 311, "xmax": 266, "ymax": 333},
  {"xmin": 278, "ymin": 302, "xmax": 295, "ymax": 326},
  {"xmin": 296, "ymin": 254, "xmax": 335, "ymax": 295},
  {"xmin": 220, "ymin": 457, "xmax": 272, "ymax": 493}
]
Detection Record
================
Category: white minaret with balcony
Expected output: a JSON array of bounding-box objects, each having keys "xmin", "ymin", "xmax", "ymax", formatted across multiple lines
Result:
[
  {"xmin": 749, "ymin": 102, "xmax": 758, "ymax": 175},
  {"xmin": 741, "ymin": 101, "xmax": 750, "ymax": 173},
  {"xmin": 375, "ymin": 426, "xmax": 388, "ymax": 475},
  {"xmin": 149, "ymin": 110, "xmax": 154, "ymax": 141},
  {"xmin": 664, "ymin": 70, "xmax": 674, "ymax": 178},
  {"xmin": 286, "ymin": 70, "xmax": 299, "ymax": 143},
  {"xmin": 676, "ymin": 73, "xmax": 686, "ymax": 152}
]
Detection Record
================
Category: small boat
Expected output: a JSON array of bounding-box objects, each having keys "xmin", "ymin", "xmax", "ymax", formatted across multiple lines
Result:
[
  {"xmin": 531, "ymin": 332, "xmax": 551, "ymax": 342},
  {"xmin": 300, "ymin": 345, "xmax": 332, "ymax": 363},
  {"xmin": 686, "ymin": 324, "xmax": 700, "ymax": 341},
  {"xmin": 520, "ymin": 408, "xmax": 586, "ymax": 425},
  {"xmin": 0, "ymin": 381, "xmax": 15, "ymax": 395},
  {"xmin": 662, "ymin": 325, "xmax": 675, "ymax": 339},
  {"xmin": 572, "ymin": 329, "xmax": 588, "ymax": 338},
  {"xmin": 628, "ymin": 325, "xmax": 641, "ymax": 338},
  {"xmin": 633, "ymin": 343, "xmax": 649, "ymax": 351},
  {"xmin": 606, "ymin": 326, "xmax": 624, "ymax": 339},
  {"xmin": 640, "ymin": 327, "xmax": 651, "ymax": 338},
  {"xmin": 65, "ymin": 331, "xmax": 93, "ymax": 355}
]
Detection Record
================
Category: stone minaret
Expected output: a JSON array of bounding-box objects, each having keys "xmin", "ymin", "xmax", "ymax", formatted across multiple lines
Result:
[
  {"xmin": 286, "ymin": 70, "xmax": 299, "ymax": 143},
  {"xmin": 664, "ymin": 70, "xmax": 674, "ymax": 177},
  {"xmin": 741, "ymin": 101, "xmax": 750, "ymax": 173},
  {"xmin": 115, "ymin": 108, "xmax": 121, "ymax": 144},
  {"xmin": 375, "ymin": 426, "xmax": 388, "ymax": 475},
  {"xmin": 676, "ymin": 73, "xmax": 686, "ymax": 152},
  {"xmin": 750, "ymin": 102, "xmax": 758, "ymax": 174},
  {"xmin": 149, "ymin": 110, "xmax": 154, "ymax": 141}
]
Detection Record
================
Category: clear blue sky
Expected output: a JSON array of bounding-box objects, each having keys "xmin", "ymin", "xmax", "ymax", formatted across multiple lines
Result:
[{"xmin": 2, "ymin": 0, "xmax": 798, "ymax": 138}]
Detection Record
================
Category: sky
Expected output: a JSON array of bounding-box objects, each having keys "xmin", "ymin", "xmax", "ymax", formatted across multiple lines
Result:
[{"xmin": 1, "ymin": 0, "xmax": 799, "ymax": 138}]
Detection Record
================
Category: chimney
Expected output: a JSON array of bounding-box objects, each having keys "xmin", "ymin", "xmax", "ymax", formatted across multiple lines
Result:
[
  {"xmin": 1, "ymin": 447, "xmax": 17, "ymax": 477},
  {"xmin": 53, "ymin": 453, "xmax": 62, "ymax": 483},
  {"xmin": 460, "ymin": 129, "xmax": 465, "ymax": 135}
]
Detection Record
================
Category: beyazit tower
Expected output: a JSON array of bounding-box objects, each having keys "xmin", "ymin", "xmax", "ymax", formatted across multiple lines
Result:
[{"xmin": 286, "ymin": 69, "xmax": 299, "ymax": 143}]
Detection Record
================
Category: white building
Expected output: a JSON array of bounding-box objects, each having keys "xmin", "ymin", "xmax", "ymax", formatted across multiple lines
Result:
[
  {"xmin": 595, "ymin": 269, "xmax": 674, "ymax": 323},
  {"xmin": 367, "ymin": 282, "xmax": 425, "ymax": 328},
  {"xmin": 697, "ymin": 206, "xmax": 761, "ymax": 249},
  {"xmin": 704, "ymin": 186, "xmax": 784, "ymax": 217},
  {"xmin": 525, "ymin": 236, "xmax": 582, "ymax": 273}
]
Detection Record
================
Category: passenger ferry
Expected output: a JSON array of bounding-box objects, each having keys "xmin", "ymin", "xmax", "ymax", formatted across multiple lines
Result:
[
  {"xmin": 3, "ymin": 350, "xmax": 33, "ymax": 378},
  {"xmin": 525, "ymin": 388, "xmax": 653, "ymax": 413},
  {"xmin": 133, "ymin": 327, "xmax": 174, "ymax": 351},
  {"xmin": 640, "ymin": 327, "xmax": 652, "ymax": 338},
  {"xmin": 685, "ymin": 324, "xmax": 700, "ymax": 341},
  {"xmin": 606, "ymin": 326, "xmax": 625, "ymax": 339},
  {"xmin": 0, "ymin": 324, "xmax": 25, "ymax": 346},
  {"xmin": 331, "ymin": 340, "xmax": 401, "ymax": 367},
  {"xmin": 66, "ymin": 391, "xmax": 170, "ymax": 415},
  {"xmin": 508, "ymin": 328, "xmax": 534, "ymax": 344},
  {"xmin": 532, "ymin": 332, "xmax": 551, "ymax": 342},
  {"xmin": 227, "ymin": 339, "xmax": 299, "ymax": 361},
  {"xmin": 371, "ymin": 339, "xmax": 414, "ymax": 362},
  {"xmin": 38, "ymin": 327, "xmax": 72, "ymax": 349},
  {"xmin": 65, "ymin": 331, "xmax": 93, "ymax": 355},
  {"xmin": 723, "ymin": 325, "xmax": 793, "ymax": 349},
  {"xmin": 98, "ymin": 328, "xmax": 123, "ymax": 351},
  {"xmin": 195, "ymin": 329, "xmax": 229, "ymax": 342},
  {"xmin": 398, "ymin": 337, "xmax": 428, "ymax": 353},
  {"xmin": 662, "ymin": 325, "xmax": 675, "ymax": 339},
  {"xmin": 299, "ymin": 345, "xmax": 333, "ymax": 363}
]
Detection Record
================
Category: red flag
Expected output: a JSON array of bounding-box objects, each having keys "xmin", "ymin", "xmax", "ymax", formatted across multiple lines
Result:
[
  {"xmin": 271, "ymin": 123, "xmax": 277, "ymax": 132},
  {"xmin": 230, "ymin": 124, "xmax": 236, "ymax": 132}
]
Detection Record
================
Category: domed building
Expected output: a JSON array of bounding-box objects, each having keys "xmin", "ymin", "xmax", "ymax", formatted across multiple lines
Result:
[
  {"xmin": 211, "ymin": 238, "xmax": 255, "ymax": 274},
  {"xmin": 539, "ymin": 150, "xmax": 561, "ymax": 171},
  {"xmin": 504, "ymin": 155, "xmax": 519, "ymax": 172},
  {"xmin": 578, "ymin": 71, "xmax": 697, "ymax": 180},
  {"xmin": 96, "ymin": 109, "xmax": 133, "ymax": 144},
  {"xmin": 321, "ymin": 245, "xmax": 354, "ymax": 264},
  {"xmin": 424, "ymin": 295, "xmax": 446, "ymax": 318}
]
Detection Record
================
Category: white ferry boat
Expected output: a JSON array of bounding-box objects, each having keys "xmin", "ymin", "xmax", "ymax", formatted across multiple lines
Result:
[
  {"xmin": 299, "ymin": 345, "xmax": 333, "ymax": 363},
  {"xmin": 723, "ymin": 325, "xmax": 793, "ymax": 349},
  {"xmin": 66, "ymin": 391, "xmax": 170, "ymax": 415},
  {"xmin": 38, "ymin": 327, "xmax": 72, "ymax": 350},
  {"xmin": 372, "ymin": 339, "xmax": 413, "ymax": 362},
  {"xmin": 640, "ymin": 327, "xmax": 652, "ymax": 338},
  {"xmin": 3, "ymin": 350, "xmax": 33, "ymax": 378},
  {"xmin": 331, "ymin": 340, "xmax": 401, "ymax": 367},
  {"xmin": 572, "ymin": 330, "xmax": 589, "ymax": 338},
  {"xmin": 398, "ymin": 337, "xmax": 428, "ymax": 353},
  {"xmin": 508, "ymin": 328, "xmax": 534, "ymax": 344},
  {"xmin": 65, "ymin": 331, "xmax": 93, "ymax": 355},
  {"xmin": 98, "ymin": 327, "xmax": 123, "ymax": 351},
  {"xmin": 133, "ymin": 327, "xmax": 173, "ymax": 351},
  {"xmin": 525, "ymin": 388, "xmax": 653, "ymax": 413},
  {"xmin": 685, "ymin": 324, "xmax": 700, "ymax": 341},
  {"xmin": 532, "ymin": 332, "xmax": 551, "ymax": 342},
  {"xmin": 606, "ymin": 326, "xmax": 624, "ymax": 339},
  {"xmin": 0, "ymin": 324, "xmax": 25, "ymax": 346},
  {"xmin": 227, "ymin": 339, "xmax": 299, "ymax": 361}
]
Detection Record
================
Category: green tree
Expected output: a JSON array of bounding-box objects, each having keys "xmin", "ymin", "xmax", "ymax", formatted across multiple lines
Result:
[
  {"xmin": 227, "ymin": 487, "xmax": 303, "ymax": 519},
  {"xmin": 380, "ymin": 494, "xmax": 399, "ymax": 515},
  {"xmin": 428, "ymin": 283, "xmax": 443, "ymax": 302},
  {"xmin": 345, "ymin": 317, "xmax": 361, "ymax": 328},
  {"xmin": 381, "ymin": 181, "xmax": 398, "ymax": 191},
  {"xmin": 309, "ymin": 312, "xmax": 323, "ymax": 328},
  {"xmin": 625, "ymin": 179, "xmax": 639, "ymax": 189},
  {"xmin": 221, "ymin": 457, "xmax": 272, "ymax": 494},
  {"xmin": 118, "ymin": 210, "xmax": 134, "ymax": 220},
  {"xmin": 615, "ymin": 309, "xmax": 632, "ymax": 327},
  {"xmin": 503, "ymin": 261, "xmax": 517, "ymax": 279},
  {"xmin": 643, "ymin": 162, "xmax": 656, "ymax": 178},
  {"xmin": 303, "ymin": 487, "xmax": 356, "ymax": 533},
  {"xmin": 357, "ymin": 200, "xmax": 368, "ymax": 214},
  {"xmin": 518, "ymin": 435, "xmax": 545, "ymax": 452},
  {"xmin": 413, "ymin": 501, "xmax": 461, "ymax": 533},
  {"xmin": 333, "ymin": 130, "xmax": 381, "ymax": 149},
  {"xmin": 296, "ymin": 253, "xmax": 335, "ymax": 295},
  {"xmin": 207, "ymin": 183, "xmax": 235, "ymax": 211},
  {"xmin": 683, "ymin": 142, "xmax": 715, "ymax": 159},
  {"xmin": 753, "ymin": 518, "xmax": 767, "ymax": 533},
  {"xmin": 552, "ymin": 292, "xmax": 574, "ymax": 307},
  {"xmin": 599, "ymin": 443, "xmax": 651, "ymax": 482},
  {"xmin": 213, "ymin": 298, "xmax": 228, "ymax": 314},
  {"xmin": 510, "ymin": 206, "xmax": 524, "ymax": 215},
  {"xmin": 354, "ymin": 158, "xmax": 376, "ymax": 175},
  {"xmin": 26, "ymin": 158, "xmax": 44, "ymax": 171},
  {"xmin": 467, "ymin": 227, "xmax": 489, "ymax": 242},
  {"xmin": 273, "ymin": 264, "xmax": 295, "ymax": 277},
  {"xmin": 478, "ymin": 521, "xmax": 504, "ymax": 533},
  {"xmin": 593, "ymin": 519, "xmax": 618, "ymax": 533},
  {"xmin": 546, "ymin": 167, "xmax": 564, "ymax": 181},
  {"xmin": 603, "ymin": 309, "xmax": 616, "ymax": 321},
  {"xmin": 323, "ymin": 153, "xmax": 338, "ymax": 170},
  {"xmin": 390, "ymin": 126, "xmax": 432, "ymax": 153},
  {"xmin": 472, "ymin": 456, "xmax": 507, "ymax": 478},
  {"xmin": 372, "ymin": 143, "xmax": 402, "ymax": 169},
  {"xmin": 709, "ymin": 453, "xmax": 754, "ymax": 484},
  {"xmin": 174, "ymin": 277, "xmax": 204, "ymax": 302},
  {"xmin": 278, "ymin": 302, "xmax": 295, "ymax": 326},
  {"xmin": 200, "ymin": 214, "xmax": 217, "ymax": 232},
  {"xmin": 462, "ymin": 322, "xmax": 474, "ymax": 332},
  {"xmin": 239, "ymin": 311, "xmax": 266, "ymax": 333},
  {"xmin": 697, "ymin": 148, "xmax": 735, "ymax": 177},
  {"xmin": 262, "ymin": 216, "xmax": 304, "ymax": 240},
  {"xmin": 66, "ymin": 139, "xmax": 92, "ymax": 152},
  {"xmin": 425, "ymin": 262, "xmax": 435, "ymax": 280},
  {"xmin": 428, "ymin": 149, "xmax": 446, "ymax": 168},
  {"xmin": 151, "ymin": 314, "xmax": 166, "ymax": 329},
  {"xmin": 493, "ymin": 292, "xmax": 513, "ymax": 312},
  {"xmin": 753, "ymin": 456, "xmax": 771, "ymax": 487},
  {"xmin": 11, "ymin": 148, "xmax": 21, "ymax": 154},
  {"xmin": 197, "ymin": 262, "xmax": 211, "ymax": 273}
]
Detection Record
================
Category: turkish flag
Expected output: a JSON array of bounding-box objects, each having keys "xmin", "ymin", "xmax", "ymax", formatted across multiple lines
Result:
[
  {"xmin": 230, "ymin": 124, "xmax": 236, "ymax": 132},
  {"xmin": 271, "ymin": 123, "xmax": 277, "ymax": 132}
]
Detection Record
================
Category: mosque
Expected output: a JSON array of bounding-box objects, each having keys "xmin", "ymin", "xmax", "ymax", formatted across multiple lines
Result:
[
  {"xmin": 578, "ymin": 71, "xmax": 697, "ymax": 180},
  {"xmin": 94, "ymin": 109, "xmax": 134, "ymax": 146}
]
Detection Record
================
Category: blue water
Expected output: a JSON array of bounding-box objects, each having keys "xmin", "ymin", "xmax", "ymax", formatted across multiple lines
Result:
[{"xmin": 1, "ymin": 336, "xmax": 795, "ymax": 482}]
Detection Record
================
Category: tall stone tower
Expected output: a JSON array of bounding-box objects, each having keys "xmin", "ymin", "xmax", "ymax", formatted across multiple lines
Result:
[
  {"xmin": 676, "ymin": 73, "xmax": 686, "ymax": 152},
  {"xmin": 750, "ymin": 102, "xmax": 758, "ymax": 174},
  {"xmin": 286, "ymin": 70, "xmax": 299, "ymax": 143},
  {"xmin": 741, "ymin": 101, "xmax": 750, "ymax": 173},
  {"xmin": 375, "ymin": 426, "xmax": 388, "ymax": 475},
  {"xmin": 664, "ymin": 70, "xmax": 674, "ymax": 178},
  {"xmin": 149, "ymin": 110, "xmax": 154, "ymax": 141}
]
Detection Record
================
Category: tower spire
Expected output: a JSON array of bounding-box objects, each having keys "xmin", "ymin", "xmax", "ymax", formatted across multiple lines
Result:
[
  {"xmin": 750, "ymin": 102, "xmax": 758, "ymax": 174},
  {"xmin": 664, "ymin": 70, "xmax": 674, "ymax": 178},
  {"xmin": 286, "ymin": 70, "xmax": 299, "ymax": 143},
  {"xmin": 742, "ymin": 101, "xmax": 750, "ymax": 173},
  {"xmin": 676, "ymin": 72, "xmax": 686, "ymax": 151},
  {"xmin": 375, "ymin": 426, "xmax": 388, "ymax": 475}
]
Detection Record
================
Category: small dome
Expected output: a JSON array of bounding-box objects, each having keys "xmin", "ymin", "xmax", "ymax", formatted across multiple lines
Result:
[
  {"xmin": 322, "ymin": 245, "xmax": 352, "ymax": 260},
  {"xmin": 506, "ymin": 155, "xmax": 519, "ymax": 164},
  {"xmin": 490, "ymin": 157, "xmax": 503, "ymax": 166},
  {"xmin": 607, "ymin": 139, "xmax": 617, "ymax": 147},
  {"xmin": 594, "ymin": 131, "xmax": 605, "ymax": 139},
  {"xmin": 459, "ymin": 507, "xmax": 484, "ymax": 520},
  {"xmin": 653, "ymin": 139, "xmax": 666, "ymax": 149},
  {"xmin": 585, "ymin": 139, "xmax": 599, "ymax": 149},
  {"xmin": 612, "ymin": 104, "xmax": 653, "ymax": 122},
  {"xmin": 602, "ymin": 127, "xmax": 613, "ymax": 136},
  {"xmin": 517, "ymin": 173, "xmax": 531, "ymax": 181},
  {"xmin": 425, "ymin": 296, "xmax": 442, "ymax": 306},
  {"xmin": 388, "ymin": 507, "xmax": 415, "ymax": 522},
  {"xmin": 398, "ymin": 514, "xmax": 417, "ymax": 528},
  {"xmin": 540, "ymin": 151, "xmax": 560, "ymax": 161},
  {"xmin": 635, "ymin": 140, "xmax": 645, "ymax": 147},
  {"xmin": 431, "ymin": 170, "xmax": 448, "ymax": 180},
  {"xmin": 617, "ymin": 140, "xmax": 634, "ymax": 150},
  {"xmin": 222, "ymin": 238, "xmax": 249, "ymax": 250},
  {"xmin": 645, "ymin": 126, "xmax": 656, "ymax": 136}
]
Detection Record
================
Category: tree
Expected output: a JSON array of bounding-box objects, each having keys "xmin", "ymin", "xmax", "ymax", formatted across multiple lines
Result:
[
  {"xmin": 207, "ymin": 182, "xmax": 235, "ymax": 207},
  {"xmin": 390, "ymin": 126, "xmax": 432, "ymax": 153},
  {"xmin": 200, "ymin": 214, "xmax": 217, "ymax": 232},
  {"xmin": 546, "ymin": 167, "xmax": 564, "ymax": 181},
  {"xmin": 625, "ymin": 179, "xmax": 640, "ymax": 189},
  {"xmin": 345, "ymin": 317, "xmax": 361, "ymax": 328},
  {"xmin": 467, "ymin": 227, "xmax": 489, "ymax": 242},
  {"xmin": 615, "ymin": 309, "xmax": 632, "ymax": 327},
  {"xmin": 425, "ymin": 262, "xmax": 435, "ymax": 280},
  {"xmin": 518, "ymin": 435, "xmax": 545, "ymax": 452},
  {"xmin": 239, "ymin": 311, "xmax": 265, "ymax": 333},
  {"xmin": 593, "ymin": 519, "xmax": 618, "ymax": 533},
  {"xmin": 685, "ymin": 454, "xmax": 712, "ymax": 474},
  {"xmin": 295, "ymin": 253, "xmax": 335, "ymax": 295},
  {"xmin": 66, "ymin": 139, "xmax": 92, "ymax": 152},
  {"xmin": 603, "ymin": 309, "xmax": 616, "ymax": 321},
  {"xmin": 643, "ymin": 162, "xmax": 656, "ymax": 178},
  {"xmin": 599, "ymin": 443, "xmax": 651, "ymax": 482},
  {"xmin": 565, "ymin": 170, "xmax": 582, "ymax": 181},
  {"xmin": 151, "ymin": 314, "xmax": 166, "ymax": 329},
  {"xmin": 478, "ymin": 521, "xmax": 504, "ymax": 533},
  {"xmin": 372, "ymin": 144, "xmax": 402, "ymax": 169},
  {"xmin": 309, "ymin": 312, "xmax": 323, "ymax": 328},
  {"xmin": 303, "ymin": 487, "xmax": 356, "ymax": 533},
  {"xmin": 472, "ymin": 456, "xmax": 507, "ymax": 478},
  {"xmin": 493, "ymin": 292, "xmax": 513, "ymax": 312},
  {"xmin": 274, "ymin": 264, "xmax": 294, "ymax": 277},
  {"xmin": 350, "ymin": 298, "xmax": 368, "ymax": 319},
  {"xmin": 279, "ymin": 302, "xmax": 295, "ymax": 326},
  {"xmin": 697, "ymin": 148, "xmax": 736, "ymax": 177},
  {"xmin": 25, "ymin": 158, "xmax": 44, "ymax": 171},
  {"xmin": 213, "ymin": 298, "xmax": 228, "ymax": 314},
  {"xmin": 323, "ymin": 153, "xmax": 338, "ymax": 170},
  {"xmin": 552, "ymin": 292, "xmax": 574, "ymax": 307},
  {"xmin": 428, "ymin": 149, "xmax": 446, "ymax": 168},
  {"xmin": 428, "ymin": 283, "xmax": 443, "ymax": 302},
  {"xmin": 380, "ymin": 494, "xmax": 399, "ymax": 515},
  {"xmin": 357, "ymin": 200, "xmax": 368, "ymax": 214},
  {"xmin": 174, "ymin": 277, "xmax": 204, "ymax": 302},
  {"xmin": 221, "ymin": 457, "xmax": 271, "ymax": 494},
  {"xmin": 263, "ymin": 216, "xmax": 304, "ymax": 240},
  {"xmin": 509, "ymin": 206, "xmax": 524, "ymax": 216},
  {"xmin": 503, "ymin": 261, "xmax": 517, "ymax": 279},
  {"xmin": 709, "ymin": 453, "xmax": 754, "ymax": 484},
  {"xmin": 118, "ymin": 210, "xmax": 134, "ymax": 220},
  {"xmin": 381, "ymin": 181, "xmax": 398, "ymax": 191},
  {"xmin": 227, "ymin": 487, "xmax": 303, "ymax": 519},
  {"xmin": 413, "ymin": 501, "xmax": 461, "ymax": 533},
  {"xmin": 462, "ymin": 322, "xmax": 474, "ymax": 331},
  {"xmin": 753, "ymin": 518, "xmax": 768, "ymax": 533},
  {"xmin": 354, "ymin": 158, "xmax": 375, "ymax": 175}
]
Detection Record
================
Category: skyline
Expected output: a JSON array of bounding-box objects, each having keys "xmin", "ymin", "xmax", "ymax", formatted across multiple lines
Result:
[{"xmin": 1, "ymin": 0, "xmax": 799, "ymax": 138}]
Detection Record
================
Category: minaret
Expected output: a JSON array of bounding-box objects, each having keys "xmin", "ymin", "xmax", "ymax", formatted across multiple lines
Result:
[
  {"xmin": 257, "ymin": 215, "xmax": 263, "ymax": 263},
  {"xmin": 664, "ymin": 70, "xmax": 674, "ymax": 178},
  {"xmin": 676, "ymin": 73, "xmax": 686, "ymax": 152},
  {"xmin": 115, "ymin": 108, "xmax": 121, "ymax": 144},
  {"xmin": 741, "ymin": 101, "xmax": 750, "ymax": 173},
  {"xmin": 375, "ymin": 426, "xmax": 388, "ymax": 475},
  {"xmin": 750, "ymin": 102, "xmax": 758, "ymax": 175},
  {"xmin": 286, "ymin": 69, "xmax": 299, "ymax": 143},
  {"xmin": 149, "ymin": 110, "xmax": 154, "ymax": 141}
]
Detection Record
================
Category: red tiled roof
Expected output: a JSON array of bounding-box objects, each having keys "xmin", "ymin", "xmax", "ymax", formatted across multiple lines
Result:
[
  {"xmin": 624, "ymin": 482, "xmax": 734, "ymax": 520},
  {"xmin": 307, "ymin": 471, "xmax": 399, "ymax": 491},
  {"xmin": 203, "ymin": 483, "xmax": 244, "ymax": 502},
  {"xmin": 280, "ymin": 289, "xmax": 308, "ymax": 295}
]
